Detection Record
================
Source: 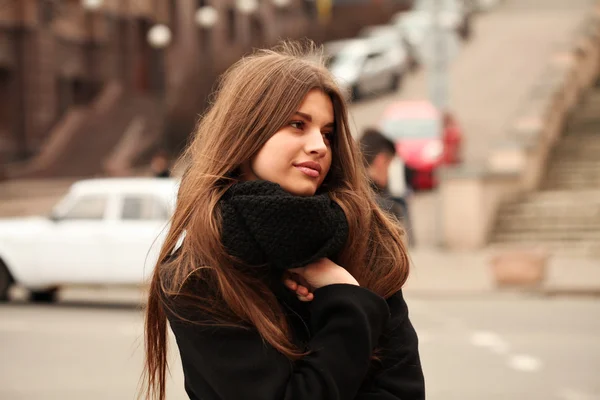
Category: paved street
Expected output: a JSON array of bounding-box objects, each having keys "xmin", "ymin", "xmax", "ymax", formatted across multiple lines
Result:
[{"xmin": 1, "ymin": 293, "xmax": 598, "ymax": 400}]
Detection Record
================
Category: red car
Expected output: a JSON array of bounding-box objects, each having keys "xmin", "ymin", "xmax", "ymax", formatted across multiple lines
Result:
[{"xmin": 379, "ymin": 100, "xmax": 462, "ymax": 190}]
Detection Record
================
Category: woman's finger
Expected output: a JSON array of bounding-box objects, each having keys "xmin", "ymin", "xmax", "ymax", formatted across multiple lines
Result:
[
  {"xmin": 296, "ymin": 285, "xmax": 309, "ymax": 296},
  {"xmin": 297, "ymin": 292, "xmax": 314, "ymax": 302},
  {"xmin": 283, "ymin": 278, "xmax": 297, "ymax": 291}
]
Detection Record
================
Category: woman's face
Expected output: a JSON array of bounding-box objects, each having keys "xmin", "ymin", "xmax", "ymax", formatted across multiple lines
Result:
[{"xmin": 241, "ymin": 89, "xmax": 334, "ymax": 196}]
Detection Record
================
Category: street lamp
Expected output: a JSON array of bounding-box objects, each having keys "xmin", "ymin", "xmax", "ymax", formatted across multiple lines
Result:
[
  {"xmin": 272, "ymin": 0, "xmax": 291, "ymax": 37},
  {"xmin": 272, "ymin": 0, "xmax": 292, "ymax": 7},
  {"xmin": 147, "ymin": 24, "xmax": 173, "ymax": 148},
  {"xmin": 147, "ymin": 24, "xmax": 172, "ymax": 96},
  {"xmin": 195, "ymin": 6, "xmax": 219, "ymax": 113},
  {"xmin": 195, "ymin": 6, "xmax": 219, "ymax": 29},
  {"xmin": 236, "ymin": 0, "xmax": 259, "ymax": 15},
  {"xmin": 81, "ymin": 0, "xmax": 103, "ymax": 11},
  {"xmin": 195, "ymin": 5, "xmax": 219, "ymax": 51},
  {"xmin": 81, "ymin": 0, "xmax": 104, "ymax": 101},
  {"xmin": 147, "ymin": 24, "xmax": 173, "ymax": 50}
]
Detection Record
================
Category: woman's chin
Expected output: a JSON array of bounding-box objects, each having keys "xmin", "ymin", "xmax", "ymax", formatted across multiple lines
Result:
[{"xmin": 280, "ymin": 180, "xmax": 319, "ymax": 197}]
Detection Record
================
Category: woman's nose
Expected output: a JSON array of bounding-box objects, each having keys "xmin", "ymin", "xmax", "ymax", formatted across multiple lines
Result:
[{"xmin": 304, "ymin": 128, "xmax": 328, "ymax": 156}]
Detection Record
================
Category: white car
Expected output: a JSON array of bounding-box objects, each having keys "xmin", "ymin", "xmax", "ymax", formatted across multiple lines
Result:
[
  {"xmin": 0, "ymin": 178, "xmax": 179, "ymax": 302},
  {"xmin": 325, "ymin": 38, "xmax": 409, "ymax": 100},
  {"xmin": 358, "ymin": 24, "xmax": 421, "ymax": 70}
]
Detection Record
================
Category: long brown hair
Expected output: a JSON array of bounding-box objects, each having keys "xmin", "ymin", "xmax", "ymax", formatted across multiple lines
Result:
[{"xmin": 141, "ymin": 41, "xmax": 410, "ymax": 400}]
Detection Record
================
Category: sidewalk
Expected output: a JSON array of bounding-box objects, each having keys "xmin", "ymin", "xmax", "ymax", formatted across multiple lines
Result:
[{"xmin": 404, "ymin": 248, "xmax": 600, "ymax": 297}]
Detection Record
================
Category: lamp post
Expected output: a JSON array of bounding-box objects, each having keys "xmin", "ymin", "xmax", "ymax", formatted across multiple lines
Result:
[
  {"xmin": 236, "ymin": 0, "xmax": 258, "ymax": 46},
  {"xmin": 146, "ymin": 24, "xmax": 172, "ymax": 98},
  {"xmin": 272, "ymin": 0, "xmax": 291, "ymax": 37},
  {"xmin": 272, "ymin": 0, "xmax": 292, "ymax": 7},
  {"xmin": 147, "ymin": 23, "xmax": 172, "ymax": 148},
  {"xmin": 81, "ymin": 0, "xmax": 103, "ymax": 100},
  {"xmin": 195, "ymin": 6, "xmax": 218, "ymax": 108},
  {"xmin": 195, "ymin": 6, "xmax": 218, "ymax": 52},
  {"xmin": 236, "ymin": 0, "xmax": 259, "ymax": 15}
]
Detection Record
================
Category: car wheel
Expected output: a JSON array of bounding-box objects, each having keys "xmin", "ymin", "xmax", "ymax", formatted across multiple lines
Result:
[
  {"xmin": 30, "ymin": 288, "xmax": 58, "ymax": 303},
  {"xmin": 0, "ymin": 259, "xmax": 13, "ymax": 302}
]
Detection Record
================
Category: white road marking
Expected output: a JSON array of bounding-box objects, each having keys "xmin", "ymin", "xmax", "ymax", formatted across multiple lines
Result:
[
  {"xmin": 469, "ymin": 331, "xmax": 510, "ymax": 354},
  {"xmin": 557, "ymin": 388, "xmax": 596, "ymax": 400},
  {"xmin": 507, "ymin": 354, "xmax": 542, "ymax": 372}
]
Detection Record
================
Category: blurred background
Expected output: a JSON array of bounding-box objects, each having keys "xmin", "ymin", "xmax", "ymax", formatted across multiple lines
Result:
[{"xmin": 0, "ymin": 0, "xmax": 599, "ymax": 399}]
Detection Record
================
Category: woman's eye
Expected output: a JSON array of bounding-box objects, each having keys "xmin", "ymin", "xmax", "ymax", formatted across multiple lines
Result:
[
  {"xmin": 290, "ymin": 121, "xmax": 304, "ymax": 130},
  {"xmin": 323, "ymin": 132, "xmax": 334, "ymax": 142}
]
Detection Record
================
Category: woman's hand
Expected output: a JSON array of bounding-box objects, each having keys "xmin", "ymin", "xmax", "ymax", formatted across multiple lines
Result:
[{"xmin": 283, "ymin": 258, "xmax": 359, "ymax": 302}]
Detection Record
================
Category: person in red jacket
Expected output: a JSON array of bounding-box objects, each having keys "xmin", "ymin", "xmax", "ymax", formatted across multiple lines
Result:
[{"xmin": 141, "ymin": 41, "xmax": 425, "ymax": 400}]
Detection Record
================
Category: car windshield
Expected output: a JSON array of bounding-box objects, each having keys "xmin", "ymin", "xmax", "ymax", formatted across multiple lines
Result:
[{"xmin": 382, "ymin": 118, "xmax": 441, "ymax": 140}]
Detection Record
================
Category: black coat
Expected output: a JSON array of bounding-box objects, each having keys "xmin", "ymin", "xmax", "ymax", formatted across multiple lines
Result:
[
  {"xmin": 166, "ymin": 181, "xmax": 425, "ymax": 399},
  {"xmin": 167, "ymin": 283, "xmax": 424, "ymax": 400}
]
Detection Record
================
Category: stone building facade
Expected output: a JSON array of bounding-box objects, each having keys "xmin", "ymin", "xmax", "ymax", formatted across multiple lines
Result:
[{"xmin": 0, "ymin": 0, "xmax": 411, "ymax": 178}]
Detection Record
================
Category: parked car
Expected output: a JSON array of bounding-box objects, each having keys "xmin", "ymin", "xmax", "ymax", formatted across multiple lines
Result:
[
  {"xmin": 358, "ymin": 24, "xmax": 421, "ymax": 70},
  {"xmin": 379, "ymin": 101, "xmax": 462, "ymax": 190},
  {"xmin": 412, "ymin": 0, "xmax": 473, "ymax": 40},
  {"xmin": 325, "ymin": 38, "xmax": 409, "ymax": 100},
  {"xmin": 0, "ymin": 178, "xmax": 178, "ymax": 302}
]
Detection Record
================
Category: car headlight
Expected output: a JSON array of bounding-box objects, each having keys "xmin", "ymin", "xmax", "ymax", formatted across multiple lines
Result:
[{"xmin": 422, "ymin": 141, "xmax": 444, "ymax": 162}]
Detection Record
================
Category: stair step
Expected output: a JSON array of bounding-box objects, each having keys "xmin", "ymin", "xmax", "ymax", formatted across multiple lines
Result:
[
  {"xmin": 508, "ymin": 190, "xmax": 600, "ymax": 203},
  {"xmin": 488, "ymin": 241, "xmax": 600, "ymax": 258},
  {"xmin": 544, "ymin": 184, "xmax": 600, "ymax": 190},
  {"xmin": 495, "ymin": 223, "xmax": 600, "ymax": 232},
  {"xmin": 546, "ymin": 164, "xmax": 600, "ymax": 171},
  {"xmin": 493, "ymin": 231, "xmax": 600, "ymax": 242}
]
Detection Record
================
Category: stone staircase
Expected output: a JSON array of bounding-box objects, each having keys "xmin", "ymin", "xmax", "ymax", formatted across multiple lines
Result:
[
  {"xmin": 491, "ymin": 86, "xmax": 600, "ymax": 258},
  {"xmin": 8, "ymin": 82, "xmax": 163, "ymax": 179}
]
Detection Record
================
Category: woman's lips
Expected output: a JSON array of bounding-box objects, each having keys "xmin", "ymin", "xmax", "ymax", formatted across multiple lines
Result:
[
  {"xmin": 295, "ymin": 165, "xmax": 320, "ymax": 178},
  {"xmin": 294, "ymin": 161, "xmax": 321, "ymax": 178}
]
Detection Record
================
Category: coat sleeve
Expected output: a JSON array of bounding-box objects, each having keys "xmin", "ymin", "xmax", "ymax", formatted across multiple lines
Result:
[
  {"xmin": 167, "ymin": 284, "xmax": 391, "ymax": 400},
  {"xmin": 354, "ymin": 290, "xmax": 426, "ymax": 400}
]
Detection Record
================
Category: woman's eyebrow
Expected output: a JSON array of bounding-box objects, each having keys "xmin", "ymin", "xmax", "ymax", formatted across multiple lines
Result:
[{"xmin": 294, "ymin": 111, "xmax": 335, "ymax": 128}]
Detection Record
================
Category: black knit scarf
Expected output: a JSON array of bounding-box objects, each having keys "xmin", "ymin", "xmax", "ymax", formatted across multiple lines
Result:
[{"xmin": 220, "ymin": 180, "xmax": 349, "ymax": 271}]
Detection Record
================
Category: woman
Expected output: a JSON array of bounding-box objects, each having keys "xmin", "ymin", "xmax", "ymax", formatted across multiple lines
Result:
[{"xmin": 142, "ymin": 42, "xmax": 425, "ymax": 400}]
